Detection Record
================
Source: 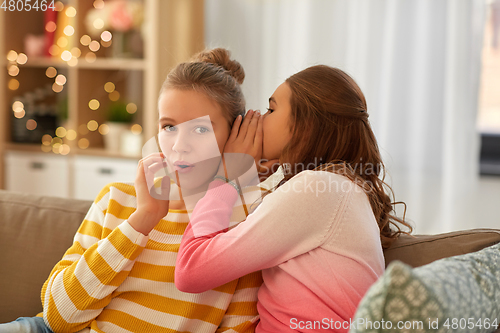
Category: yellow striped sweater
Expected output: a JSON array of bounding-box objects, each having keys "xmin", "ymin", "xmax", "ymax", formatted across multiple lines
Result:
[{"xmin": 39, "ymin": 182, "xmax": 263, "ymax": 333}]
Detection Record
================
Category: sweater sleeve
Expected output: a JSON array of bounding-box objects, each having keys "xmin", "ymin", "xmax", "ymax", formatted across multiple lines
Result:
[
  {"xmin": 217, "ymin": 271, "xmax": 262, "ymax": 333},
  {"xmin": 41, "ymin": 183, "xmax": 149, "ymax": 333},
  {"xmin": 176, "ymin": 171, "xmax": 351, "ymax": 293}
]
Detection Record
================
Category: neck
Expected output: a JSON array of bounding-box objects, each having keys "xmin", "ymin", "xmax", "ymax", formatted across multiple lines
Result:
[{"xmin": 169, "ymin": 180, "xmax": 212, "ymax": 212}]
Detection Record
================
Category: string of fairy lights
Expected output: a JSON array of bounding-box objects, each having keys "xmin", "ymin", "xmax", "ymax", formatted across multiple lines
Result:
[{"xmin": 7, "ymin": 0, "xmax": 143, "ymax": 156}]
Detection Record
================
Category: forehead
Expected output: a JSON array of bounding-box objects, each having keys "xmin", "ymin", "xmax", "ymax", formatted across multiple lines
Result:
[
  {"xmin": 270, "ymin": 82, "xmax": 292, "ymax": 104},
  {"xmin": 158, "ymin": 89, "xmax": 222, "ymax": 122}
]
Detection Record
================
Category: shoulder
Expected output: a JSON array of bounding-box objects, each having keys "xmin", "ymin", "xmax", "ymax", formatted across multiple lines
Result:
[
  {"xmin": 277, "ymin": 170, "xmax": 358, "ymax": 196},
  {"xmin": 93, "ymin": 182, "xmax": 136, "ymax": 210}
]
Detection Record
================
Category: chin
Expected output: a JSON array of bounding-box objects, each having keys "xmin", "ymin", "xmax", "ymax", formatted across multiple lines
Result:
[{"xmin": 175, "ymin": 160, "xmax": 220, "ymax": 193}]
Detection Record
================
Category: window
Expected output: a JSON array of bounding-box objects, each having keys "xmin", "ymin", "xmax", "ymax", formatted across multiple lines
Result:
[{"xmin": 478, "ymin": 0, "xmax": 500, "ymax": 175}]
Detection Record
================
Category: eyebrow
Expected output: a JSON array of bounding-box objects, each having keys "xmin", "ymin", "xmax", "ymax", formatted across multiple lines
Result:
[
  {"xmin": 158, "ymin": 117, "xmax": 214, "ymax": 125},
  {"xmin": 269, "ymin": 97, "xmax": 277, "ymax": 105}
]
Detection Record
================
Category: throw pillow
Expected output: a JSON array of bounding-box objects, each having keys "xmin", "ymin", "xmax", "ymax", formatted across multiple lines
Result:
[{"xmin": 350, "ymin": 242, "xmax": 500, "ymax": 333}]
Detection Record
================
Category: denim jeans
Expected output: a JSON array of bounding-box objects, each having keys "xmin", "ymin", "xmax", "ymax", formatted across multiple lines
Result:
[{"xmin": 0, "ymin": 317, "xmax": 53, "ymax": 333}]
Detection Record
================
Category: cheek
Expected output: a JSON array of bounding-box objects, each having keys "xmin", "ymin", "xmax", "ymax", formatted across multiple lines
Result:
[
  {"xmin": 262, "ymin": 119, "xmax": 271, "ymax": 141},
  {"xmin": 215, "ymin": 127, "xmax": 231, "ymax": 153}
]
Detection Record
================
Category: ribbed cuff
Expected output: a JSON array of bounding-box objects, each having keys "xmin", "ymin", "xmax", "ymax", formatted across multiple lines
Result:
[{"xmin": 208, "ymin": 179, "xmax": 241, "ymax": 205}]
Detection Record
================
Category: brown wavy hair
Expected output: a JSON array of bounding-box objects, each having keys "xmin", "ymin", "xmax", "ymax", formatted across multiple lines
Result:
[{"xmin": 275, "ymin": 65, "xmax": 412, "ymax": 249}]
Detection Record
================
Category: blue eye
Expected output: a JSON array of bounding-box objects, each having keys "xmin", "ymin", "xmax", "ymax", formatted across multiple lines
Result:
[
  {"xmin": 162, "ymin": 124, "xmax": 176, "ymax": 132},
  {"xmin": 194, "ymin": 126, "xmax": 209, "ymax": 134}
]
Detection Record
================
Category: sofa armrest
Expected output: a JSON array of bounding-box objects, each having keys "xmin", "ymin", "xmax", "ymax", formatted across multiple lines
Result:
[
  {"xmin": 384, "ymin": 228, "xmax": 500, "ymax": 268},
  {"xmin": 0, "ymin": 190, "xmax": 92, "ymax": 323}
]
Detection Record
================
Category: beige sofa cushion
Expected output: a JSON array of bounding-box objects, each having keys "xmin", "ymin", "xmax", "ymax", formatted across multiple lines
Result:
[
  {"xmin": 0, "ymin": 190, "xmax": 92, "ymax": 323},
  {"xmin": 384, "ymin": 229, "xmax": 500, "ymax": 268}
]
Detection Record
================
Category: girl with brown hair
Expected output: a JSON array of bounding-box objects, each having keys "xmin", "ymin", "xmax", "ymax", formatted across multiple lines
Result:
[{"xmin": 173, "ymin": 65, "xmax": 412, "ymax": 332}]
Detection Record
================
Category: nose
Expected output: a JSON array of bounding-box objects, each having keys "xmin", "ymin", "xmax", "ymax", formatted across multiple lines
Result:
[{"xmin": 171, "ymin": 130, "xmax": 191, "ymax": 154}]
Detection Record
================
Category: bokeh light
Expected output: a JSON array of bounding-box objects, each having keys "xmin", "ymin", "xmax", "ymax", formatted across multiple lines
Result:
[
  {"xmin": 68, "ymin": 57, "xmax": 78, "ymax": 67},
  {"xmin": 52, "ymin": 83, "xmax": 63, "ymax": 93},
  {"xmin": 8, "ymin": 79, "xmax": 19, "ymax": 90},
  {"xmin": 88, "ymin": 99, "xmax": 100, "ymax": 110},
  {"xmin": 104, "ymin": 82, "xmax": 115, "ymax": 93},
  {"xmin": 85, "ymin": 52, "xmax": 96, "ymax": 63},
  {"xmin": 101, "ymin": 31, "xmax": 112, "ymax": 42},
  {"xmin": 93, "ymin": 0, "xmax": 104, "ymax": 9},
  {"xmin": 8, "ymin": 65, "xmax": 19, "ymax": 76},
  {"xmin": 7, "ymin": 50, "xmax": 17, "ymax": 62},
  {"xmin": 93, "ymin": 18, "xmax": 104, "ymax": 30},
  {"xmin": 63, "ymin": 25, "xmax": 75, "ymax": 37},
  {"xmin": 65, "ymin": 6, "xmax": 76, "ymax": 17},
  {"xmin": 14, "ymin": 110, "xmax": 25, "ymax": 119},
  {"xmin": 60, "ymin": 144, "xmax": 71, "ymax": 155},
  {"xmin": 78, "ymin": 138, "xmax": 90, "ymax": 149},
  {"xmin": 61, "ymin": 50, "xmax": 72, "ymax": 61},
  {"xmin": 80, "ymin": 35, "xmax": 91, "ymax": 46},
  {"xmin": 49, "ymin": 45, "xmax": 60, "ymax": 56},
  {"xmin": 71, "ymin": 47, "xmax": 81, "ymax": 58},
  {"xmin": 98, "ymin": 123, "xmax": 109, "ymax": 135},
  {"xmin": 12, "ymin": 101, "xmax": 24, "ymax": 112},
  {"xmin": 46, "ymin": 67, "xmax": 57, "ymax": 78},
  {"xmin": 89, "ymin": 40, "xmax": 100, "ymax": 52},
  {"xmin": 57, "ymin": 37, "xmax": 68, "ymax": 48},
  {"xmin": 66, "ymin": 129, "xmax": 77, "ymax": 141},
  {"xmin": 16, "ymin": 53, "xmax": 27, "ymax": 65},
  {"xmin": 55, "ymin": 127, "xmax": 67, "ymax": 137},
  {"xmin": 42, "ymin": 134, "xmax": 52, "ymax": 145},
  {"xmin": 109, "ymin": 91, "xmax": 120, "ymax": 101},
  {"xmin": 45, "ymin": 21, "xmax": 57, "ymax": 33},
  {"xmin": 55, "ymin": 74, "xmax": 67, "ymax": 85},
  {"xmin": 87, "ymin": 120, "xmax": 98, "ymax": 131},
  {"xmin": 26, "ymin": 119, "xmax": 37, "ymax": 130},
  {"xmin": 126, "ymin": 103, "xmax": 137, "ymax": 114},
  {"xmin": 54, "ymin": 1, "xmax": 64, "ymax": 11},
  {"xmin": 131, "ymin": 124, "xmax": 142, "ymax": 135}
]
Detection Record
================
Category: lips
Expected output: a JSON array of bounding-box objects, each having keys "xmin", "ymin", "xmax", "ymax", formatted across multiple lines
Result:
[{"xmin": 173, "ymin": 161, "xmax": 194, "ymax": 173}]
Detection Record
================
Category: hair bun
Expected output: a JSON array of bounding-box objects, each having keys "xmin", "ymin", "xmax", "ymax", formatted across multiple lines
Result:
[{"xmin": 192, "ymin": 48, "xmax": 245, "ymax": 84}]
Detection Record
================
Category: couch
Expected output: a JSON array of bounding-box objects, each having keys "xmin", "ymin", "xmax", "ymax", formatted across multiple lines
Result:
[{"xmin": 1, "ymin": 189, "xmax": 499, "ymax": 331}]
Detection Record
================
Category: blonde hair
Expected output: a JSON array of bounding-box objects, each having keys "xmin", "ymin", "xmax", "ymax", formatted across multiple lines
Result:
[{"xmin": 161, "ymin": 48, "xmax": 246, "ymax": 125}]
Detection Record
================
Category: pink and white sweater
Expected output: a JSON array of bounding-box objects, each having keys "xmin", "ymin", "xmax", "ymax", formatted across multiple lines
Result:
[{"xmin": 176, "ymin": 170, "xmax": 385, "ymax": 333}]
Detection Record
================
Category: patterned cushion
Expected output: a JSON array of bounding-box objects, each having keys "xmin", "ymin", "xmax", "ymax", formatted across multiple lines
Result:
[{"xmin": 350, "ymin": 243, "xmax": 500, "ymax": 333}]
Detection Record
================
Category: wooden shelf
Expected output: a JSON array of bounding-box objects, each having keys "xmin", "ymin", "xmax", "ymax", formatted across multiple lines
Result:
[
  {"xmin": 22, "ymin": 57, "xmax": 69, "ymax": 69},
  {"xmin": 0, "ymin": 0, "xmax": 205, "ymax": 190},
  {"xmin": 4, "ymin": 143, "xmax": 43, "ymax": 153},
  {"xmin": 22, "ymin": 57, "xmax": 146, "ymax": 70},
  {"xmin": 77, "ymin": 58, "xmax": 146, "ymax": 70},
  {"xmin": 4, "ymin": 143, "xmax": 140, "ymax": 160},
  {"xmin": 73, "ymin": 147, "xmax": 140, "ymax": 160}
]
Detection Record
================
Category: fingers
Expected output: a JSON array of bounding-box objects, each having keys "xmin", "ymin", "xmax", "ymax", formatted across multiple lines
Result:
[
  {"xmin": 245, "ymin": 110, "xmax": 261, "ymax": 142},
  {"xmin": 254, "ymin": 111, "xmax": 263, "ymax": 146},
  {"xmin": 228, "ymin": 114, "xmax": 243, "ymax": 142},
  {"xmin": 238, "ymin": 110, "xmax": 255, "ymax": 140},
  {"xmin": 141, "ymin": 153, "xmax": 168, "ymax": 178}
]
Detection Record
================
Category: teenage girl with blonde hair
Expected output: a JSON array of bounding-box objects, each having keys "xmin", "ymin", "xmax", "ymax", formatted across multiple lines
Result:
[
  {"xmin": 0, "ymin": 48, "xmax": 264, "ymax": 333},
  {"xmin": 171, "ymin": 65, "xmax": 412, "ymax": 332}
]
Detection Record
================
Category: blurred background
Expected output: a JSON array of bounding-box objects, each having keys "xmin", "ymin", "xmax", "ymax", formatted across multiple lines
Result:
[{"xmin": 0, "ymin": 0, "xmax": 498, "ymax": 234}]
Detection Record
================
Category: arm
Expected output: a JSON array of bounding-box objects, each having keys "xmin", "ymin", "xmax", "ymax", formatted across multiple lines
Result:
[
  {"xmin": 41, "ymin": 183, "xmax": 149, "ymax": 333},
  {"xmin": 216, "ymin": 271, "xmax": 262, "ymax": 333},
  {"xmin": 176, "ymin": 171, "xmax": 350, "ymax": 293}
]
